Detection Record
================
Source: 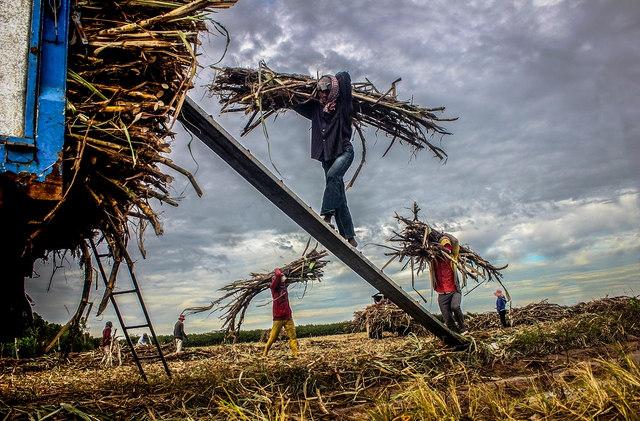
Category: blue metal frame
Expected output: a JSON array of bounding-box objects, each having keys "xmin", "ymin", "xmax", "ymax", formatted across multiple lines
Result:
[
  {"xmin": 24, "ymin": 0, "xmax": 43, "ymax": 141},
  {"xmin": 1, "ymin": 0, "xmax": 70, "ymax": 185}
]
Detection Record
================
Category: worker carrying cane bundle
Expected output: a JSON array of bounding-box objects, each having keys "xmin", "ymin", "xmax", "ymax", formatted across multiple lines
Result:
[{"xmin": 263, "ymin": 268, "xmax": 298, "ymax": 358}]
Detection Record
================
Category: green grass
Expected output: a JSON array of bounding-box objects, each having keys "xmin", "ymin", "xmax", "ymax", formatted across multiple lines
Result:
[{"xmin": 152, "ymin": 321, "xmax": 351, "ymax": 348}]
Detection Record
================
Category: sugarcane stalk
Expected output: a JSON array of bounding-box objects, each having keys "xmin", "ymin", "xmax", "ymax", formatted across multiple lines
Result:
[
  {"xmin": 96, "ymin": 247, "xmax": 122, "ymax": 316},
  {"xmin": 98, "ymin": 0, "xmax": 226, "ymax": 36},
  {"xmin": 98, "ymin": 173, "xmax": 164, "ymax": 235},
  {"xmin": 182, "ymin": 248, "xmax": 329, "ymax": 340},
  {"xmin": 383, "ymin": 203, "xmax": 508, "ymax": 289},
  {"xmin": 155, "ymin": 156, "xmax": 203, "ymax": 197}
]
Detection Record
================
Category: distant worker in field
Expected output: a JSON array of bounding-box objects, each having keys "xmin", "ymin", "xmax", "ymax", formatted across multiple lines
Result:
[
  {"xmin": 173, "ymin": 315, "xmax": 188, "ymax": 352},
  {"xmin": 293, "ymin": 72, "xmax": 358, "ymax": 248},
  {"xmin": 494, "ymin": 289, "xmax": 509, "ymax": 328},
  {"xmin": 263, "ymin": 268, "xmax": 298, "ymax": 358},
  {"xmin": 137, "ymin": 332, "xmax": 151, "ymax": 346},
  {"xmin": 101, "ymin": 321, "xmax": 113, "ymax": 364},
  {"xmin": 430, "ymin": 234, "xmax": 469, "ymax": 336}
]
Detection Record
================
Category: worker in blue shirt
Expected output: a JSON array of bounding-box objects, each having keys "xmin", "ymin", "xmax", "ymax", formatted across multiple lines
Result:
[{"xmin": 494, "ymin": 289, "xmax": 508, "ymax": 327}]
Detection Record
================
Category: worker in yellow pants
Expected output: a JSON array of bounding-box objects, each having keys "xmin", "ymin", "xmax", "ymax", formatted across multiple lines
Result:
[
  {"xmin": 263, "ymin": 268, "xmax": 298, "ymax": 358},
  {"xmin": 263, "ymin": 318, "xmax": 298, "ymax": 358}
]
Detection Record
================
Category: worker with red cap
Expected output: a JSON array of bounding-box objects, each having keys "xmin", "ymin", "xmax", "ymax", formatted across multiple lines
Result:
[
  {"xmin": 173, "ymin": 314, "xmax": 188, "ymax": 352},
  {"xmin": 263, "ymin": 268, "xmax": 298, "ymax": 358}
]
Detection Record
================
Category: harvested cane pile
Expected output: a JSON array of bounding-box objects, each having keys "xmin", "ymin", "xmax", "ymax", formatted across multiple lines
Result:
[
  {"xmin": 23, "ymin": 0, "xmax": 237, "ymax": 353},
  {"xmin": 60, "ymin": 0, "xmax": 236, "ymax": 244},
  {"xmin": 382, "ymin": 202, "xmax": 508, "ymax": 294},
  {"xmin": 347, "ymin": 302, "xmax": 429, "ymax": 339},
  {"xmin": 467, "ymin": 296, "xmax": 637, "ymax": 331},
  {"xmin": 33, "ymin": 0, "xmax": 238, "ymax": 258},
  {"xmin": 208, "ymin": 62, "xmax": 457, "ymax": 186},
  {"xmin": 182, "ymin": 247, "xmax": 330, "ymax": 341}
]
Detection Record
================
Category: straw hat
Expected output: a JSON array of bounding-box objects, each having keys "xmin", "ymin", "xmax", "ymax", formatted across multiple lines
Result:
[{"xmin": 440, "ymin": 236, "xmax": 452, "ymax": 247}]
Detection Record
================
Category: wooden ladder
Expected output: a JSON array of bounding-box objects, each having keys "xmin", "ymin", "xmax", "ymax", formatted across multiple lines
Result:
[{"xmin": 90, "ymin": 236, "xmax": 172, "ymax": 381}]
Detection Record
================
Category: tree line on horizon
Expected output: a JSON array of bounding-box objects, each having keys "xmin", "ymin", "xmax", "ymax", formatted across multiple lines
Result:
[{"xmin": 0, "ymin": 314, "xmax": 350, "ymax": 358}]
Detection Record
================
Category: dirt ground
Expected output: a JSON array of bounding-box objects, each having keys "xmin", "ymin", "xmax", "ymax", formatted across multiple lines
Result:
[
  {"xmin": 487, "ymin": 339, "xmax": 639, "ymax": 383},
  {"xmin": 1, "ymin": 329, "xmax": 639, "ymax": 420}
]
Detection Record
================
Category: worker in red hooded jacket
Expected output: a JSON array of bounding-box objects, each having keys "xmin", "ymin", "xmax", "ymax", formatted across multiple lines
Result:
[
  {"xmin": 263, "ymin": 268, "xmax": 298, "ymax": 358},
  {"xmin": 429, "ymin": 234, "xmax": 469, "ymax": 336}
]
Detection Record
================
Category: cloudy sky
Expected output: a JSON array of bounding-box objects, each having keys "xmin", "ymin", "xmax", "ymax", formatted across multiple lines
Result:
[{"xmin": 28, "ymin": 0, "xmax": 639, "ymax": 338}]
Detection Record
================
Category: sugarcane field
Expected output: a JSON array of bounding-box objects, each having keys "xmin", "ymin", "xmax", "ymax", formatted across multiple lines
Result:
[
  {"xmin": 1, "ymin": 0, "xmax": 638, "ymax": 420},
  {"xmin": 1, "ymin": 296, "xmax": 639, "ymax": 420}
]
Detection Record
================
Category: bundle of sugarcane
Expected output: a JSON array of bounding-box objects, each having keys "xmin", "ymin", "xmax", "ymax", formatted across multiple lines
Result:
[
  {"xmin": 31, "ymin": 0, "xmax": 234, "ymax": 255},
  {"xmin": 32, "ymin": 0, "xmax": 238, "ymax": 356},
  {"xmin": 182, "ymin": 247, "xmax": 330, "ymax": 341},
  {"xmin": 43, "ymin": 0, "xmax": 238, "ymax": 249},
  {"xmin": 207, "ymin": 62, "xmax": 457, "ymax": 183},
  {"xmin": 382, "ymin": 202, "xmax": 508, "ymax": 294}
]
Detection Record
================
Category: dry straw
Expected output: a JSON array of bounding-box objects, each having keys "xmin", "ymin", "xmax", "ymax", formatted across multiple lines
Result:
[
  {"xmin": 2, "ymin": 296, "xmax": 639, "ymax": 420},
  {"xmin": 25, "ymin": 0, "xmax": 238, "ymax": 353},
  {"xmin": 208, "ymin": 61, "xmax": 458, "ymax": 188}
]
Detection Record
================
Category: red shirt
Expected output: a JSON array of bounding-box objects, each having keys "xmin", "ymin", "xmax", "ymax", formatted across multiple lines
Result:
[
  {"xmin": 102, "ymin": 327, "xmax": 112, "ymax": 347},
  {"xmin": 434, "ymin": 244, "xmax": 457, "ymax": 293},
  {"xmin": 270, "ymin": 273, "xmax": 292, "ymax": 321}
]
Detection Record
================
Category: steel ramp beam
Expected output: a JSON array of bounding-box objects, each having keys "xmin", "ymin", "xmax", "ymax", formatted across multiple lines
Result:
[{"xmin": 179, "ymin": 96, "xmax": 466, "ymax": 347}]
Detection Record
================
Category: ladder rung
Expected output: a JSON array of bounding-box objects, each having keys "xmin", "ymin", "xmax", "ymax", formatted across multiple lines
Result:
[
  {"xmin": 123, "ymin": 323, "xmax": 150, "ymax": 330},
  {"xmin": 138, "ymin": 354, "xmax": 162, "ymax": 360},
  {"xmin": 112, "ymin": 289, "xmax": 138, "ymax": 296}
]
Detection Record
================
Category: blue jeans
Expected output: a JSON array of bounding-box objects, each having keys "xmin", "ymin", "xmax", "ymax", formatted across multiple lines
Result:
[{"xmin": 321, "ymin": 149, "xmax": 355, "ymax": 239}]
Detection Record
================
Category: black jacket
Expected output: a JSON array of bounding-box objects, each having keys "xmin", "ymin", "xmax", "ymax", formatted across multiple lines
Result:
[
  {"xmin": 293, "ymin": 71, "xmax": 353, "ymax": 161},
  {"xmin": 173, "ymin": 320, "xmax": 187, "ymax": 340}
]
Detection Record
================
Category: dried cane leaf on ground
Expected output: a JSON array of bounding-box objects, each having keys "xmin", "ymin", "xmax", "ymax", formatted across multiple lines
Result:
[
  {"xmin": 2, "ymin": 297, "xmax": 639, "ymax": 421},
  {"xmin": 382, "ymin": 202, "xmax": 508, "ymax": 295},
  {"xmin": 182, "ymin": 247, "xmax": 330, "ymax": 341},
  {"xmin": 207, "ymin": 62, "xmax": 458, "ymax": 187}
]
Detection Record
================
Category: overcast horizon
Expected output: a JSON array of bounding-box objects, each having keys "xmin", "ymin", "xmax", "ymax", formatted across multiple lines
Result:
[{"xmin": 27, "ymin": 0, "xmax": 639, "ymax": 339}]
